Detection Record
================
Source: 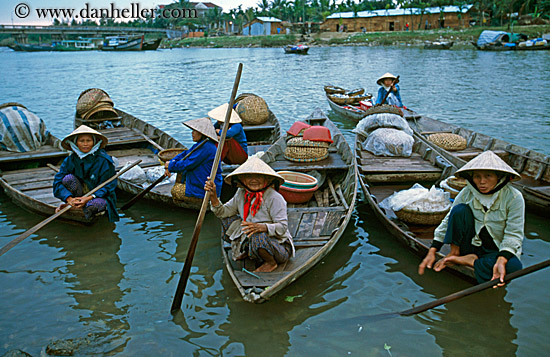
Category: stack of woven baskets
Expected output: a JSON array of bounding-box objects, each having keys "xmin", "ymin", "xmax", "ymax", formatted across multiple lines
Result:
[
  {"xmin": 76, "ymin": 88, "xmax": 118, "ymax": 121},
  {"xmin": 235, "ymin": 93, "xmax": 269, "ymax": 125},
  {"xmin": 284, "ymin": 122, "xmax": 333, "ymax": 163}
]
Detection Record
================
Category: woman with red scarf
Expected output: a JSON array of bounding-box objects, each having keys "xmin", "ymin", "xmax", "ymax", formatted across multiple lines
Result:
[{"xmin": 205, "ymin": 156, "xmax": 294, "ymax": 273}]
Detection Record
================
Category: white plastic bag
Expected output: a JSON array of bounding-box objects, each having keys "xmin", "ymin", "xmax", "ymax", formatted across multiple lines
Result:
[
  {"xmin": 354, "ymin": 112, "xmax": 413, "ymax": 137},
  {"xmin": 363, "ymin": 128, "xmax": 414, "ymax": 157},
  {"xmin": 379, "ymin": 183, "xmax": 451, "ymax": 213},
  {"xmin": 120, "ymin": 163, "xmax": 147, "ymax": 185}
]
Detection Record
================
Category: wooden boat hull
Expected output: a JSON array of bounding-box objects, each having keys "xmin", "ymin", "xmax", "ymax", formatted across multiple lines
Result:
[
  {"xmin": 0, "ymin": 135, "xmax": 99, "ymax": 224},
  {"xmin": 101, "ymin": 37, "xmax": 143, "ymax": 51},
  {"xmin": 424, "ymin": 41, "xmax": 453, "ymax": 49},
  {"xmin": 221, "ymin": 108, "xmax": 358, "ymax": 302},
  {"xmin": 142, "ymin": 38, "xmax": 162, "ymax": 50},
  {"xmin": 355, "ymin": 127, "xmax": 476, "ymax": 282},
  {"xmin": 284, "ymin": 45, "xmax": 309, "ymax": 54},
  {"xmin": 326, "ymin": 95, "xmax": 367, "ymax": 122},
  {"xmin": 407, "ymin": 111, "xmax": 550, "ymax": 217}
]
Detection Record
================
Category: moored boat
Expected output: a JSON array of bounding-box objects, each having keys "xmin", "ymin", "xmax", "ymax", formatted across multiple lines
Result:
[
  {"xmin": 326, "ymin": 92, "xmax": 369, "ymax": 122},
  {"xmin": 353, "ymin": 111, "xmax": 476, "ymax": 281},
  {"xmin": 101, "ymin": 35, "xmax": 144, "ymax": 51},
  {"xmin": 284, "ymin": 44, "xmax": 309, "ymax": 54},
  {"xmin": 424, "ymin": 40, "xmax": 454, "ymax": 49},
  {"xmin": 407, "ymin": 112, "xmax": 550, "ymax": 217},
  {"xmin": 142, "ymin": 38, "xmax": 162, "ymax": 50},
  {"xmin": 222, "ymin": 108, "xmax": 358, "ymax": 302}
]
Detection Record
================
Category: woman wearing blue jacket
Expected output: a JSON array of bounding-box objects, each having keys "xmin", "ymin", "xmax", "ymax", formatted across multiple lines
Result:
[
  {"xmin": 165, "ymin": 117, "xmax": 223, "ymax": 202},
  {"xmin": 53, "ymin": 125, "xmax": 118, "ymax": 221},
  {"xmin": 374, "ymin": 72, "xmax": 403, "ymax": 107}
]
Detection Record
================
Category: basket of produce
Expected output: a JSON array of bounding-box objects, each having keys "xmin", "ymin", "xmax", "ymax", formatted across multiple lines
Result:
[
  {"xmin": 235, "ymin": 94, "xmax": 269, "ymax": 125},
  {"xmin": 158, "ymin": 148, "xmax": 185, "ymax": 164},
  {"xmin": 284, "ymin": 137, "xmax": 329, "ymax": 163},
  {"xmin": 364, "ymin": 104, "xmax": 404, "ymax": 118},
  {"xmin": 324, "ymin": 85, "xmax": 346, "ymax": 95},
  {"xmin": 427, "ymin": 133, "xmax": 467, "ymax": 151}
]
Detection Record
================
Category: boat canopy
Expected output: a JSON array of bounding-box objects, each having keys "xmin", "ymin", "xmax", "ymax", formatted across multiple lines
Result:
[{"xmin": 477, "ymin": 30, "xmax": 527, "ymax": 46}]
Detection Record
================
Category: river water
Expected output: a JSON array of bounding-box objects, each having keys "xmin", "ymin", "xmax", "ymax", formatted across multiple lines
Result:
[{"xmin": 0, "ymin": 46, "xmax": 549, "ymax": 356}]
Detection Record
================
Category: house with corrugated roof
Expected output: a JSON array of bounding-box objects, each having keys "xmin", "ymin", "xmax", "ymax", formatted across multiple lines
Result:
[
  {"xmin": 243, "ymin": 17, "xmax": 283, "ymax": 36},
  {"xmin": 321, "ymin": 5, "xmax": 474, "ymax": 33}
]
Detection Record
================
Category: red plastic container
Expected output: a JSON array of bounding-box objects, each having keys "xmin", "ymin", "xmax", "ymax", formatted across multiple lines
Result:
[
  {"xmin": 360, "ymin": 100, "xmax": 373, "ymax": 111},
  {"xmin": 287, "ymin": 122, "xmax": 311, "ymax": 136},
  {"xmin": 302, "ymin": 126, "xmax": 333, "ymax": 143},
  {"xmin": 279, "ymin": 185, "xmax": 318, "ymax": 204}
]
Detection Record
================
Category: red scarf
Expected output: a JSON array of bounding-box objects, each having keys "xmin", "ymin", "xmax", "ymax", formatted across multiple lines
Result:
[{"xmin": 243, "ymin": 190, "xmax": 264, "ymax": 221}]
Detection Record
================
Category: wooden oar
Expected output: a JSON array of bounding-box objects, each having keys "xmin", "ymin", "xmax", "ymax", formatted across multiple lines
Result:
[
  {"xmin": 341, "ymin": 259, "xmax": 550, "ymax": 324},
  {"xmin": 121, "ymin": 139, "xmax": 208, "ymax": 210},
  {"xmin": 170, "ymin": 62, "xmax": 243, "ymax": 314},
  {"xmin": 0, "ymin": 159, "xmax": 142, "ymax": 257},
  {"xmin": 380, "ymin": 75, "xmax": 400, "ymax": 105}
]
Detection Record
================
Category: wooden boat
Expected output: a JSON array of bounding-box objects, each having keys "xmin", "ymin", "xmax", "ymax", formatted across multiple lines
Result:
[
  {"xmin": 8, "ymin": 42, "xmax": 54, "ymax": 52},
  {"xmin": 284, "ymin": 44, "xmax": 309, "ymax": 54},
  {"xmin": 406, "ymin": 112, "xmax": 550, "ymax": 217},
  {"xmin": 101, "ymin": 35, "xmax": 144, "ymax": 51},
  {"xmin": 142, "ymin": 38, "xmax": 162, "ymax": 50},
  {"xmin": 76, "ymin": 96, "xmax": 280, "ymax": 210},
  {"xmin": 222, "ymin": 108, "xmax": 358, "ymax": 303},
  {"xmin": 52, "ymin": 39, "xmax": 97, "ymax": 51},
  {"xmin": 326, "ymin": 92, "xmax": 369, "ymax": 122},
  {"xmin": 354, "ymin": 116, "xmax": 476, "ymax": 282},
  {"xmin": 0, "ymin": 133, "xmax": 99, "ymax": 223},
  {"xmin": 424, "ymin": 41, "xmax": 453, "ymax": 49}
]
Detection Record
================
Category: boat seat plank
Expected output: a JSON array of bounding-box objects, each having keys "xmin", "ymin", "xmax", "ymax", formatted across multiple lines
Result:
[
  {"xmin": 288, "ymin": 210, "xmax": 303, "ymax": 237},
  {"xmin": 13, "ymin": 179, "xmax": 54, "ymax": 192},
  {"xmin": 453, "ymin": 148, "xmax": 507, "ymax": 161},
  {"xmin": 1, "ymin": 167, "xmax": 56, "ymax": 183},
  {"xmin": 311, "ymin": 211, "xmax": 328, "ymax": 237},
  {"xmin": 295, "ymin": 212, "xmax": 317, "ymax": 238},
  {"xmin": 320, "ymin": 210, "xmax": 345, "ymax": 236},
  {"xmin": 270, "ymin": 152, "xmax": 349, "ymax": 172},
  {"xmin": 247, "ymin": 144, "xmax": 271, "ymax": 155},
  {"xmin": 523, "ymin": 185, "xmax": 550, "ymax": 199},
  {"xmin": 0, "ymin": 145, "xmax": 68, "ymax": 163},
  {"xmin": 243, "ymin": 123, "xmax": 276, "ymax": 132}
]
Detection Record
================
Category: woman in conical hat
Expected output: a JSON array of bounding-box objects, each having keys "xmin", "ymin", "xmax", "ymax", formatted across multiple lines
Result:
[
  {"xmin": 205, "ymin": 155, "xmax": 294, "ymax": 273},
  {"xmin": 208, "ymin": 103, "xmax": 248, "ymax": 165},
  {"xmin": 419, "ymin": 151, "xmax": 525, "ymax": 285},
  {"xmin": 374, "ymin": 72, "xmax": 403, "ymax": 107},
  {"xmin": 53, "ymin": 125, "xmax": 119, "ymax": 221},
  {"xmin": 165, "ymin": 117, "xmax": 223, "ymax": 202}
]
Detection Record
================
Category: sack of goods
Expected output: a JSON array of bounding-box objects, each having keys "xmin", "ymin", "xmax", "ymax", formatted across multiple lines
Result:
[
  {"xmin": 235, "ymin": 94, "xmax": 269, "ymax": 125},
  {"xmin": 0, "ymin": 102, "xmax": 50, "ymax": 152},
  {"xmin": 379, "ymin": 183, "xmax": 451, "ymax": 225},
  {"xmin": 355, "ymin": 111, "xmax": 414, "ymax": 157},
  {"xmin": 284, "ymin": 125, "xmax": 333, "ymax": 163},
  {"xmin": 76, "ymin": 88, "xmax": 118, "ymax": 121},
  {"xmin": 355, "ymin": 112, "xmax": 413, "ymax": 136}
]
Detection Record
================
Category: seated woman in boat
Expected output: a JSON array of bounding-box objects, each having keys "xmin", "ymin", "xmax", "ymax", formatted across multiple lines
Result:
[
  {"xmin": 204, "ymin": 156, "xmax": 294, "ymax": 273},
  {"xmin": 165, "ymin": 117, "xmax": 222, "ymax": 202},
  {"xmin": 53, "ymin": 125, "xmax": 118, "ymax": 221},
  {"xmin": 374, "ymin": 72, "xmax": 403, "ymax": 107},
  {"xmin": 418, "ymin": 151, "xmax": 525, "ymax": 285},
  {"xmin": 208, "ymin": 103, "xmax": 248, "ymax": 165}
]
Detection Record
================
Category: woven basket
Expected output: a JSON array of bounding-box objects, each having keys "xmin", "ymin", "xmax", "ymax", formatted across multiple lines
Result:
[
  {"xmin": 158, "ymin": 148, "xmax": 185, "ymax": 164},
  {"xmin": 447, "ymin": 176, "xmax": 468, "ymax": 191},
  {"xmin": 427, "ymin": 133, "xmax": 467, "ymax": 151},
  {"xmin": 171, "ymin": 183, "xmax": 203, "ymax": 203},
  {"xmin": 324, "ymin": 85, "xmax": 346, "ymax": 95},
  {"xmin": 284, "ymin": 137, "xmax": 329, "ymax": 162},
  {"xmin": 236, "ymin": 95, "xmax": 269, "ymax": 125},
  {"xmin": 345, "ymin": 88, "xmax": 365, "ymax": 96},
  {"xmin": 364, "ymin": 104, "xmax": 404, "ymax": 117},
  {"xmin": 395, "ymin": 207, "xmax": 450, "ymax": 226},
  {"xmin": 76, "ymin": 88, "xmax": 112, "ymax": 115}
]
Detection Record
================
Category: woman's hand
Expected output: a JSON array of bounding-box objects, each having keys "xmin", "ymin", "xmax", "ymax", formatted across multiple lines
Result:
[
  {"xmin": 164, "ymin": 162, "xmax": 171, "ymax": 178},
  {"xmin": 418, "ymin": 248, "xmax": 437, "ymax": 275},
  {"xmin": 204, "ymin": 177, "xmax": 220, "ymax": 206},
  {"xmin": 492, "ymin": 256, "xmax": 508, "ymax": 287},
  {"xmin": 215, "ymin": 129, "xmax": 221, "ymax": 135},
  {"xmin": 241, "ymin": 221, "xmax": 267, "ymax": 237},
  {"xmin": 69, "ymin": 196, "xmax": 92, "ymax": 208}
]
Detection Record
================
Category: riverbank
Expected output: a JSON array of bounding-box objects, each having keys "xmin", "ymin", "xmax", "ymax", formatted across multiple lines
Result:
[{"xmin": 164, "ymin": 24, "xmax": 550, "ymax": 49}]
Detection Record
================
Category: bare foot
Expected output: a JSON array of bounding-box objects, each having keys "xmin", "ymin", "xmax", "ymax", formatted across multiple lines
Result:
[
  {"xmin": 434, "ymin": 254, "xmax": 478, "ymax": 272},
  {"xmin": 253, "ymin": 262, "xmax": 278, "ymax": 273}
]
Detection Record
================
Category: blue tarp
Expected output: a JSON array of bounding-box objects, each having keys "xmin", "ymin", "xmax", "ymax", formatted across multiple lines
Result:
[
  {"xmin": 0, "ymin": 104, "xmax": 49, "ymax": 152},
  {"xmin": 477, "ymin": 30, "xmax": 526, "ymax": 46}
]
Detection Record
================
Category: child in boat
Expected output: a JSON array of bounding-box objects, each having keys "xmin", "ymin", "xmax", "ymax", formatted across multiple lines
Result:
[
  {"xmin": 204, "ymin": 156, "xmax": 294, "ymax": 273},
  {"xmin": 53, "ymin": 125, "xmax": 118, "ymax": 221},
  {"xmin": 374, "ymin": 72, "xmax": 403, "ymax": 107},
  {"xmin": 208, "ymin": 103, "xmax": 248, "ymax": 165},
  {"xmin": 418, "ymin": 151, "xmax": 525, "ymax": 285},
  {"xmin": 165, "ymin": 117, "xmax": 222, "ymax": 202}
]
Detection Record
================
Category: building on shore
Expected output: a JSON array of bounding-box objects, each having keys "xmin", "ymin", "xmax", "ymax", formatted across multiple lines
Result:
[
  {"xmin": 321, "ymin": 5, "xmax": 474, "ymax": 33},
  {"xmin": 242, "ymin": 17, "xmax": 283, "ymax": 36}
]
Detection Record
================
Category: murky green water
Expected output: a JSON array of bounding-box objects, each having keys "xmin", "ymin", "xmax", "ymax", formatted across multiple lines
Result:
[{"xmin": 0, "ymin": 46, "xmax": 549, "ymax": 356}]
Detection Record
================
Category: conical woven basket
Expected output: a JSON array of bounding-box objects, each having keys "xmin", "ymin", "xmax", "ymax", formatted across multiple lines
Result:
[{"xmin": 427, "ymin": 133, "xmax": 467, "ymax": 151}]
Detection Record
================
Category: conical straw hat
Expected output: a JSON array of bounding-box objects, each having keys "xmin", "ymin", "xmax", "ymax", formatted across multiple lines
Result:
[
  {"xmin": 182, "ymin": 117, "xmax": 218, "ymax": 142},
  {"xmin": 376, "ymin": 72, "xmax": 399, "ymax": 85},
  {"xmin": 61, "ymin": 125, "xmax": 108, "ymax": 150},
  {"xmin": 455, "ymin": 151, "xmax": 521, "ymax": 181},
  {"xmin": 208, "ymin": 103, "xmax": 242, "ymax": 124},
  {"xmin": 225, "ymin": 156, "xmax": 284, "ymax": 186}
]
